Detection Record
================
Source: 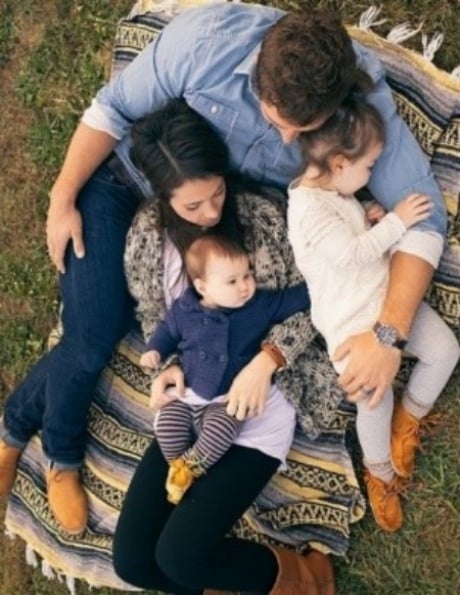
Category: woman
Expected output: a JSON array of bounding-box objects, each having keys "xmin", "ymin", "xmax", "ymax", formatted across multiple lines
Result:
[{"xmin": 113, "ymin": 99, "xmax": 343, "ymax": 594}]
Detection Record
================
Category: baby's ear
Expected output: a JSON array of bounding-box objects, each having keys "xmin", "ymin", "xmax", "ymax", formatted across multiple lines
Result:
[{"xmin": 193, "ymin": 278, "xmax": 205, "ymax": 297}]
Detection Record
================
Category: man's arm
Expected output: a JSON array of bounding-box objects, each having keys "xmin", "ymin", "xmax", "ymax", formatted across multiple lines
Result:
[
  {"xmin": 47, "ymin": 124, "xmax": 117, "ymax": 273},
  {"xmin": 333, "ymin": 44, "xmax": 448, "ymax": 406},
  {"xmin": 334, "ymin": 252, "xmax": 433, "ymax": 408},
  {"xmin": 48, "ymin": 10, "xmax": 203, "ymax": 271}
]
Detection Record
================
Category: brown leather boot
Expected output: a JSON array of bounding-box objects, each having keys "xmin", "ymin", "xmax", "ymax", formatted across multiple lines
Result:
[
  {"xmin": 0, "ymin": 440, "xmax": 22, "ymax": 496},
  {"xmin": 269, "ymin": 546, "xmax": 336, "ymax": 595},
  {"xmin": 47, "ymin": 468, "xmax": 88, "ymax": 534}
]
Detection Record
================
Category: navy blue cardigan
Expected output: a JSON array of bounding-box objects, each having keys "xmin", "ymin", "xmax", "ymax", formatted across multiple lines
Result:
[{"xmin": 146, "ymin": 284, "xmax": 309, "ymax": 399}]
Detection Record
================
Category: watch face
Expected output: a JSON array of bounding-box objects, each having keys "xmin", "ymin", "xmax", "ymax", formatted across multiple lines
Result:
[{"xmin": 377, "ymin": 325, "xmax": 398, "ymax": 346}]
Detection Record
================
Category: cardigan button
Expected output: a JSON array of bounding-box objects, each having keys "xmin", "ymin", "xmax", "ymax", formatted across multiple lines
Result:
[
  {"xmin": 199, "ymin": 351, "xmax": 206, "ymax": 359},
  {"xmin": 218, "ymin": 354, "xmax": 227, "ymax": 362}
]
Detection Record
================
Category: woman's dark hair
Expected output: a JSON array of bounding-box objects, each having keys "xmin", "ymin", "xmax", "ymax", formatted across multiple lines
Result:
[
  {"xmin": 130, "ymin": 98, "xmax": 230, "ymax": 201},
  {"xmin": 130, "ymin": 99, "xmax": 244, "ymax": 256},
  {"xmin": 299, "ymin": 98, "xmax": 385, "ymax": 176}
]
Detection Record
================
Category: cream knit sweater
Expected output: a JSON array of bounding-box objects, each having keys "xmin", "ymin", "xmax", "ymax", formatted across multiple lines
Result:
[{"xmin": 287, "ymin": 182, "xmax": 407, "ymax": 355}]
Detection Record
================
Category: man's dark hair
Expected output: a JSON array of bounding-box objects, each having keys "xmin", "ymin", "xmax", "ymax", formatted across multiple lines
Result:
[{"xmin": 256, "ymin": 10, "xmax": 372, "ymax": 126}]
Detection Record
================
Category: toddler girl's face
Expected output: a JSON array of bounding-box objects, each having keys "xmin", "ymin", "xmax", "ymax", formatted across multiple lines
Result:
[
  {"xmin": 196, "ymin": 254, "xmax": 256, "ymax": 309},
  {"xmin": 333, "ymin": 141, "xmax": 383, "ymax": 196}
]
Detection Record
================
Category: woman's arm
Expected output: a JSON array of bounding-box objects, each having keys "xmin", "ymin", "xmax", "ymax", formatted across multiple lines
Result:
[
  {"xmin": 225, "ymin": 192, "xmax": 316, "ymax": 420},
  {"xmin": 245, "ymin": 194, "xmax": 317, "ymax": 366},
  {"xmin": 124, "ymin": 202, "xmax": 166, "ymax": 341}
]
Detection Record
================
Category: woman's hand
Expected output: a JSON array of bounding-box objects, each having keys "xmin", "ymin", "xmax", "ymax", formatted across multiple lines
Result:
[
  {"xmin": 46, "ymin": 197, "xmax": 85, "ymax": 274},
  {"xmin": 332, "ymin": 330, "xmax": 401, "ymax": 409},
  {"xmin": 149, "ymin": 365, "xmax": 185, "ymax": 413},
  {"xmin": 225, "ymin": 351, "xmax": 277, "ymax": 420},
  {"xmin": 140, "ymin": 350, "xmax": 161, "ymax": 369}
]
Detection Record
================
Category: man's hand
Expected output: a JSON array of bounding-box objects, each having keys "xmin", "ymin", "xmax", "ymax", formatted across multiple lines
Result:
[
  {"xmin": 46, "ymin": 200, "xmax": 85, "ymax": 274},
  {"xmin": 332, "ymin": 330, "xmax": 401, "ymax": 409},
  {"xmin": 149, "ymin": 365, "xmax": 185, "ymax": 413},
  {"xmin": 225, "ymin": 351, "xmax": 276, "ymax": 420}
]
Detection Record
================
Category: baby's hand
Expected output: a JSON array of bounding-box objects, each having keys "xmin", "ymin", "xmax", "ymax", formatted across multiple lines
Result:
[
  {"xmin": 140, "ymin": 350, "xmax": 161, "ymax": 369},
  {"xmin": 393, "ymin": 193, "xmax": 433, "ymax": 228},
  {"xmin": 365, "ymin": 201, "xmax": 386, "ymax": 224}
]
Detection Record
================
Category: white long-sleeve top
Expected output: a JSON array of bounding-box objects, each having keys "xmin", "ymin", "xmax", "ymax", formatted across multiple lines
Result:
[{"xmin": 287, "ymin": 181, "xmax": 407, "ymax": 355}]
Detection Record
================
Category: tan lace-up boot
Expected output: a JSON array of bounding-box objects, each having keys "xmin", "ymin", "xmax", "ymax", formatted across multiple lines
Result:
[
  {"xmin": 0, "ymin": 440, "xmax": 22, "ymax": 496},
  {"xmin": 391, "ymin": 403, "xmax": 423, "ymax": 478},
  {"xmin": 364, "ymin": 471, "xmax": 404, "ymax": 532},
  {"xmin": 47, "ymin": 468, "xmax": 88, "ymax": 534}
]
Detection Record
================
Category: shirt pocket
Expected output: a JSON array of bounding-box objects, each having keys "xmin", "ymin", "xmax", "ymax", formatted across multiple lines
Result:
[{"xmin": 187, "ymin": 94, "xmax": 239, "ymax": 143}]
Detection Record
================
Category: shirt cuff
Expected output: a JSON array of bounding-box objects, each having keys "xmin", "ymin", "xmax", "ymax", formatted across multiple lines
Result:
[
  {"xmin": 390, "ymin": 229, "xmax": 444, "ymax": 268},
  {"xmin": 81, "ymin": 99, "xmax": 124, "ymax": 140}
]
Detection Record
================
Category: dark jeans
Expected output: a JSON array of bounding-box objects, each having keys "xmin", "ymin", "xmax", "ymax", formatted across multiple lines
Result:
[
  {"xmin": 2, "ymin": 162, "xmax": 141, "ymax": 466},
  {"xmin": 113, "ymin": 442, "xmax": 279, "ymax": 594}
]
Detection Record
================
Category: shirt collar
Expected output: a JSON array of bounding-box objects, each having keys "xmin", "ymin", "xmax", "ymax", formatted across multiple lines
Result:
[{"xmin": 233, "ymin": 44, "xmax": 260, "ymax": 100}]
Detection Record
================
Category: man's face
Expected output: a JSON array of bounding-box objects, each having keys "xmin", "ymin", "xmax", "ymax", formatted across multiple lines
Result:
[{"xmin": 260, "ymin": 101, "xmax": 330, "ymax": 144}]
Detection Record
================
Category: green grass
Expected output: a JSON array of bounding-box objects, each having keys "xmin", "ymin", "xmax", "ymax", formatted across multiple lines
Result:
[{"xmin": 0, "ymin": 1, "xmax": 459, "ymax": 594}]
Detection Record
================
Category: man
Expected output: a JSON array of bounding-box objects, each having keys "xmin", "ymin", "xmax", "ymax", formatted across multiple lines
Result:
[{"xmin": 0, "ymin": 3, "xmax": 445, "ymax": 542}]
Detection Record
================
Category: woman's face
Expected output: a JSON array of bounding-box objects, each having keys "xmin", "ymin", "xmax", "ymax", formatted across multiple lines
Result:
[{"xmin": 169, "ymin": 176, "xmax": 226, "ymax": 228}]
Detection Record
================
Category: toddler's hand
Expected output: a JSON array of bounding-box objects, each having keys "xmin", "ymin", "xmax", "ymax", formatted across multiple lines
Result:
[
  {"xmin": 393, "ymin": 193, "xmax": 433, "ymax": 228},
  {"xmin": 365, "ymin": 201, "xmax": 386, "ymax": 224},
  {"xmin": 140, "ymin": 350, "xmax": 161, "ymax": 369}
]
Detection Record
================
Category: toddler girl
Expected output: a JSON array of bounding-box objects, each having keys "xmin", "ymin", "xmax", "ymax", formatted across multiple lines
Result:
[{"xmin": 287, "ymin": 98, "xmax": 459, "ymax": 532}]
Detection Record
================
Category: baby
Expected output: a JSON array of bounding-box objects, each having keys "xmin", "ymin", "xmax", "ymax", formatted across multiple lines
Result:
[{"xmin": 141, "ymin": 234, "xmax": 309, "ymax": 504}]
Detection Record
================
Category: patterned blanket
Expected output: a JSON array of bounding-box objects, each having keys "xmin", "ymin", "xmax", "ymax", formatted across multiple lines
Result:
[{"xmin": 4, "ymin": 1, "xmax": 460, "ymax": 592}]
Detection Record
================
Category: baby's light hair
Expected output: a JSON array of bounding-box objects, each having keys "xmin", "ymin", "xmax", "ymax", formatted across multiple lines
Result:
[
  {"xmin": 185, "ymin": 234, "xmax": 248, "ymax": 281},
  {"xmin": 299, "ymin": 98, "xmax": 385, "ymax": 177}
]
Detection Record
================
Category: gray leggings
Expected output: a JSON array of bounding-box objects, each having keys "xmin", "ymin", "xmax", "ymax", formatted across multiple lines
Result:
[{"xmin": 356, "ymin": 302, "xmax": 459, "ymax": 465}]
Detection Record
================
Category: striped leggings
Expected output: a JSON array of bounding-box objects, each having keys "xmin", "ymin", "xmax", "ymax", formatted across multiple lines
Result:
[{"xmin": 155, "ymin": 399, "xmax": 241, "ymax": 473}]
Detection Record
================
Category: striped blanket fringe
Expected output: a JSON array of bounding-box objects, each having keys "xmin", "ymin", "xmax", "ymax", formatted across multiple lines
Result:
[{"xmin": 5, "ymin": 1, "xmax": 460, "ymax": 592}]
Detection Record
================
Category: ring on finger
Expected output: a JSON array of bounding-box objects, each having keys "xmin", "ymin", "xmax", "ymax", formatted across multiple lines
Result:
[{"xmin": 360, "ymin": 386, "xmax": 375, "ymax": 396}]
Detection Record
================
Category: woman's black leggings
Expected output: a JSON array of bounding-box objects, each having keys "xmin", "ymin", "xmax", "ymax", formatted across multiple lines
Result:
[{"xmin": 113, "ymin": 440, "xmax": 280, "ymax": 594}]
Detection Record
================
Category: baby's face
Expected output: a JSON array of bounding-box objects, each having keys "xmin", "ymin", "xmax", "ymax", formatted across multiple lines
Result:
[{"xmin": 197, "ymin": 254, "xmax": 256, "ymax": 309}]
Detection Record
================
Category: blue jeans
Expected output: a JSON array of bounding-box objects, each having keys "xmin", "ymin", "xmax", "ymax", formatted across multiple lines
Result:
[{"xmin": 1, "ymin": 162, "xmax": 142, "ymax": 467}]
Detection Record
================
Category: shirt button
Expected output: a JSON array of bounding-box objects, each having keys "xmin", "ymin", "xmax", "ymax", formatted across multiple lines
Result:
[
  {"xmin": 199, "ymin": 351, "xmax": 206, "ymax": 360},
  {"xmin": 219, "ymin": 354, "xmax": 227, "ymax": 362},
  {"xmin": 210, "ymin": 104, "xmax": 218, "ymax": 114},
  {"xmin": 203, "ymin": 319, "xmax": 208, "ymax": 325}
]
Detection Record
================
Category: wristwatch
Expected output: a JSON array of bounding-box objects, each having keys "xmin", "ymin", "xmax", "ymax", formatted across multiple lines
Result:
[{"xmin": 373, "ymin": 322, "xmax": 407, "ymax": 350}]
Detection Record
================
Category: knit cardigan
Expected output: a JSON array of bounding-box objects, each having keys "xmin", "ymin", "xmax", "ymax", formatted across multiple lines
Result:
[{"xmin": 124, "ymin": 190, "xmax": 346, "ymax": 436}]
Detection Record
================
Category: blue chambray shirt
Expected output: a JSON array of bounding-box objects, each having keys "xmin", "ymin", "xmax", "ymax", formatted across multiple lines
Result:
[{"xmin": 83, "ymin": 3, "xmax": 446, "ymax": 265}]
